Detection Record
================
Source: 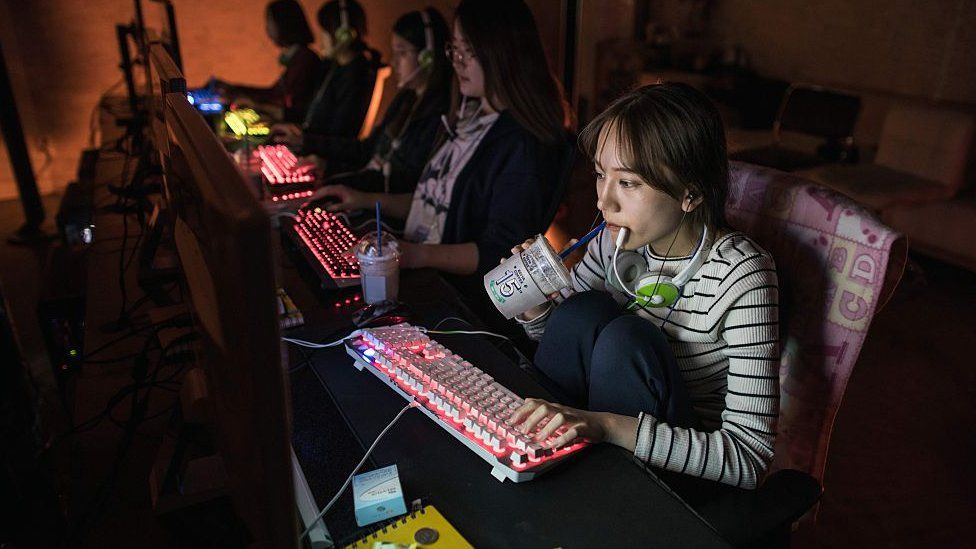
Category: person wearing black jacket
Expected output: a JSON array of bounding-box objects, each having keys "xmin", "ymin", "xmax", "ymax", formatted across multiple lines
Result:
[
  {"xmin": 274, "ymin": 0, "xmax": 381, "ymax": 159},
  {"xmin": 313, "ymin": 0, "xmax": 572, "ymax": 279},
  {"xmin": 215, "ymin": 0, "xmax": 323, "ymax": 124},
  {"xmin": 302, "ymin": 8, "xmax": 453, "ymax": 193}
]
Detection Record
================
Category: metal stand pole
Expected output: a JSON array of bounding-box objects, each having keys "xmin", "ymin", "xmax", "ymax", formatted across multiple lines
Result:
[{"xmin": 0, "ymin": 40, "xmax": 49, "ymax": 244}]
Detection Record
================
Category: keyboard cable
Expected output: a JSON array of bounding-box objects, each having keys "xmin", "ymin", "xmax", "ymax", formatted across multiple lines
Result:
[
  {"xmin": 282, "ymin": 328, "xmax": 511, "ymax": 349},
  {"xmin": 299, "ymin": 400, "xmax": 420, "ymax": 541},
  {"xmin": 282, "ymin": 331, "xmax": 360, "ymax": 349},
  {"xmin": 420, "ymin": 327, "xmax": 511, "ymax": 343}
]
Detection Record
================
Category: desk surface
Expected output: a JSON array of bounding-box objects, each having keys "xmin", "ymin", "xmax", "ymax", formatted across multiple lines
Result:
[{"xmin": 280, "ymin": 239, "xmax": 731, "ymax": 548}]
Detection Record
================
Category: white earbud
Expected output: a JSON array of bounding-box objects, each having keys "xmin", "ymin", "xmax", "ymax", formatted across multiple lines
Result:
[
  {"xmin": 615, "ymin": 226, "xmax": 629, "ymax": 248},
  {"xmin": 611, "ymin": 227, "xmax": 640, "ymax": 299}
]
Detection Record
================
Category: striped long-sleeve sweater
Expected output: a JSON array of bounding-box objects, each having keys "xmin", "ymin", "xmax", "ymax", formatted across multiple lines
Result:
[{"xmin": 520, "ymin": 229, "xmax": 780, "ymax": 489}]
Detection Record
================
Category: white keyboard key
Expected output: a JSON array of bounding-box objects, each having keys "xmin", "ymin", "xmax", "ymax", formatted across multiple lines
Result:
[{"xmin": 527, "ymin": 443, "xmax": 545, "ymax": 460}]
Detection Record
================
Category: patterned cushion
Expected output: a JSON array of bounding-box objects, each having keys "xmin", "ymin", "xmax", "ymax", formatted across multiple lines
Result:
[{"xmin": 727, "ymin": 161, "xmax": 907, "ymax": 483}]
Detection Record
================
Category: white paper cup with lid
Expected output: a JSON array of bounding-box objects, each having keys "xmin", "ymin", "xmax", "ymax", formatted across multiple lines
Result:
[{"xmin": 483, "ymin": 235, "xmax": 571, "ymax": 319}]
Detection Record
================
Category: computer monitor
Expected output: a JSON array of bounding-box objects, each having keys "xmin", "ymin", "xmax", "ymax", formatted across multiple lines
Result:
[
  {"xmin": 147, "ymin": 39, "xmax": 185, "ymax": 191},
  {"xmin": 147, "ymin": 39, "xmax": 185, "ymax": 184},
  {"xmin": 140, "ymin": 0, "xmax": 183, "ymax": 72},
  {"xmin": 132, "ymin": 41, "xmax": 186, "ymax": 287},
  {"xmin": 117, "ymin": 0, "xmax": 183, "ymax": 117},
  {"xmin": 147, "ymin": 36, "xmax": 185, "ymax": 94},
  {"xmin": 163, "ymin": 93, "xmax": 295, "ymax": 546}
]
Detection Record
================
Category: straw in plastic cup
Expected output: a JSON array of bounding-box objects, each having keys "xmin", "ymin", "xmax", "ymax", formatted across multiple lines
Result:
[
  {"xmin": 483, "ymin": 234, "xmax": 571, "ymax": 319},
  {"xmin": 354, "ymin": 231, "xmax": 400, "ymax": 304}
]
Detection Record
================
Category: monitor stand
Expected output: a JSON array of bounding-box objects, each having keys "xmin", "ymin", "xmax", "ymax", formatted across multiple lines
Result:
[{"xmin": 292, "ymin": 447, "xmax": 333, "ymax": 548}]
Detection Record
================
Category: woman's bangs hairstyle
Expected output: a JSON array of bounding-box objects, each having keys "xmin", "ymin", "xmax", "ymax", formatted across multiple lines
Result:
[
  {"xmin": 267, "ymin": 0, "xmax": 314, "ymax": 47},
  {"xmin": 453, "ymin": 0, "xmax": 570, "ymax": 143},
  {"xmin": 580, "ymin": 82, "xmax": 729, "ymax": 231}
]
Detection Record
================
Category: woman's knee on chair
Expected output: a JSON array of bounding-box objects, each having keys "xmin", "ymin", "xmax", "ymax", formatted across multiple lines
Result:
[{"xmin": 589, "ymin": 315, "xmax": 688, "ymax": 419}]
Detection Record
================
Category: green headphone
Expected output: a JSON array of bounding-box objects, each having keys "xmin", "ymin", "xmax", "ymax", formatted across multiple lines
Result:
[
  {"xmin": 609, "ymin": 225, "xmax": 710, "ymax": 309},
  {"xmin": 417, "ymin": 9, "xmax": 435, "ymax": 70},
  {"xmin": 334, "ymin": 0, "xmax": 357, "ymax": 48}
]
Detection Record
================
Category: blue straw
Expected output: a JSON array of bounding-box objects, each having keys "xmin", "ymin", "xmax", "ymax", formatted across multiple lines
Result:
[
  {"xmin": 558, "ymin": 221, "xmax": 607, "ymax": 260},
  {"xmin": 375, "ymin": 201, "xmax": 382, "ymax": 252}
]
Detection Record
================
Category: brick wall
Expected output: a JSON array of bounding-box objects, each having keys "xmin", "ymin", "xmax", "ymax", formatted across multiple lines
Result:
[{"xmin": 0, "ymin": 0, "xmax": 563, "ymax": 202}]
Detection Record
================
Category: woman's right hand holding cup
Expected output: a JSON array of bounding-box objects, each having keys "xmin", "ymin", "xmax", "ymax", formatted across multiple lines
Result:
[{"xmin": 502, "ymin": 237, "xmax": 560, "ymax": 322}]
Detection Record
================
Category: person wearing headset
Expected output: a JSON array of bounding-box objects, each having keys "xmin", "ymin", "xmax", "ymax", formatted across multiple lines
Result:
[
  {"xmin": 506, "ymin": 83, "xmax": 781, "ymax": 490},
  {"xmin": 311, "ymin": 0, "xmax": 571, "ymax": 283},
  {"xmin": 301, "ymin": 8, "xmax": 453, "ymax": 194},
  {"xmin": 214, "ymin": 0, "xmax": 324, "ymax": 124},
  {"xmin": 274, "ymin": 0, "xmax": 381, "ymax": 169}
]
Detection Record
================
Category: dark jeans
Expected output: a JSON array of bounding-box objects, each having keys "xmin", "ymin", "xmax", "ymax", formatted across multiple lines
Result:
[{"xmin": 534, "ymin": 291, "xmax": 697, "ymax": 428}]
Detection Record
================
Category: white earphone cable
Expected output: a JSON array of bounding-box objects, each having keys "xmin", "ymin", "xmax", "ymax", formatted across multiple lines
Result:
[{"xmin": 611, "ymin": 232, "xmax": 640, "ymax": 299}]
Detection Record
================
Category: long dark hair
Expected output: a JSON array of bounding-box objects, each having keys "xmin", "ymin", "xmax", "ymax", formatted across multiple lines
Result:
[
  {"xmin": 451, "ymin": 0, "xmax": 569, "ymax": 144},
  {"xmin": 266, "ymin": 0, "xmax": 313, "ymax": 47},
  {"xmin": 390, "ymin": 7, "xmax": 452, "ymax": 126},
  {"xmin": 579, "ymin": 83, "xmax": 730, "ymax": 231}
]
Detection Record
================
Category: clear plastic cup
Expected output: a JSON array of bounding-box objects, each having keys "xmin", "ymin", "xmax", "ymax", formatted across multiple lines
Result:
[
  {"xmin": 354, "ymin": 232, "xmax": 400, "ymax": 304},
  {"xmin": 483, "ymin": 235, "xmax": 571, "ymax": 319}
]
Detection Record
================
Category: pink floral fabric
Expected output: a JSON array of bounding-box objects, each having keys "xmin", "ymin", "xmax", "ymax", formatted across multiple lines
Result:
[{"xmin": 726, "ymin": 161, "xmax": 907, "ymax": 482}]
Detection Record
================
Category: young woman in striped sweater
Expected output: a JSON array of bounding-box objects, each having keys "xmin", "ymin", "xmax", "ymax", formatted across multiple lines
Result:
[{"xmin": 508, "ymin": 83, "xmax": 780, "ymax": 489}]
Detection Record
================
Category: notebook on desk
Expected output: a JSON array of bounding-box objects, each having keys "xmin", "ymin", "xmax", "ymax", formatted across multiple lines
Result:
[{"xmin": 342, "ymin": 505, "xmax": 472, "ymax": 549}]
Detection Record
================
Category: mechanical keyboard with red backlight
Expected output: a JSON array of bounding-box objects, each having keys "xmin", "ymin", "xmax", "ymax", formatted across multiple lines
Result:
[
  {"xmin": 287, "ymin": 207, "xmax": 361, "ymax": 288},
  {"xmin": 345, "ymin": 324, "xmax": 587, "ymax": 482},
  {"xmin": 256, "ymin": 144, "xmax": 316, "ymax": 202}
]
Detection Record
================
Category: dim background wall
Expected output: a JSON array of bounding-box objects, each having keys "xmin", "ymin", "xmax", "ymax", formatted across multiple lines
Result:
[
  {"xmin": 645, "ymin": 0, "xmax": 976, "ymax": 146},
  {"xmin": 709, "ymin": 0, "xmax": 976, "ymax": 104},
  {"xmin": 0, "ymin": 0, "xmax": 561, "ymax": 202},
  {"xmin": 575, "ymin": 0, "xmax": 636, "ymax": 119}
]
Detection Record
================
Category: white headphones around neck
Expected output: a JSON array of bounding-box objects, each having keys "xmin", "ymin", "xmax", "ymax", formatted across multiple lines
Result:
[{"xmin": 607, "ymin": 197, "xmax": 711, "ymax": 309}]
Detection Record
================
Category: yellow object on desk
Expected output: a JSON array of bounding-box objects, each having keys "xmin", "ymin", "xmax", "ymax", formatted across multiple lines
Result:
[
  {"xmin": 342, "ymin": 505, "xmax": 472, "ymax": 549},
  {"xmin": 223, "ymin": 108, "xmax": 271, "ymax": 137}
]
